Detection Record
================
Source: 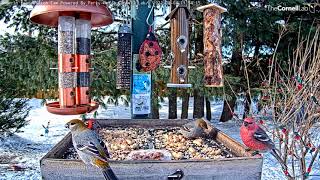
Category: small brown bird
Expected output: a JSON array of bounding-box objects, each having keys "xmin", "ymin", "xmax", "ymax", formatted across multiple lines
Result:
[{"xmin": 180, "ymin": 118, "xmax": 217, "ymax": 139}]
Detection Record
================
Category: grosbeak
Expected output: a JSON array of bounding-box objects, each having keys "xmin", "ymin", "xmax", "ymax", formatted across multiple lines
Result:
[
  {"xmin": 180, "ymin": 118, "xmax": 217, "ymax": 139},
  {"xmin": 240, "ymin": 117, "xmax": 292, "ymax": 178},
  {"xmin": 65, "ymin": 119, "xmax": 118, "ymax": 180}
]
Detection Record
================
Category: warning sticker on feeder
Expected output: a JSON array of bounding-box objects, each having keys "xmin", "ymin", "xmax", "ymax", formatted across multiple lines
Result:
[{"xmin": 132, "ymin": 74, "xmax": 151, "ymax": 115}]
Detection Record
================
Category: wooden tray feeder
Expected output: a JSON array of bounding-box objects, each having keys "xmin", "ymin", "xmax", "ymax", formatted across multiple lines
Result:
[
  {"xmin": 40, "ymin": 119, "xmax": 263, "ymax": 180},
  {"xmin": 116, "ymin": 24, "xmax": 132, "ymax": 89},
  {"xmin": 166, "ymin": 5, "xmax": 192, "ymax": 88},
  {"xmin": 197, "ymin": 3, "xmax": 227, "ymax": 87},
  {"xmin": 30, "ymin": 0, "xmax": 113, "ymax": 115}
]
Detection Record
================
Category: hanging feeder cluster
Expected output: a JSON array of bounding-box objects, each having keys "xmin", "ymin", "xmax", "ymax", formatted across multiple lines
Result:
[
  {"xmin": 197, "ymin": 3, "xmax": 227, "ymax": 87},
  {"xmin": 166, "ymin": 5, "xmax": 192, "ymax": 88},
  {"xmin": 30, "ymin": 0, "xmax": 113, "ymax": 115},
  {"xmin": 116, "ymin": 24, "xmax": 132, "ymax": 89}
]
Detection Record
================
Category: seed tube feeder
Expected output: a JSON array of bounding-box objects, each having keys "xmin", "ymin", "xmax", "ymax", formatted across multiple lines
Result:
[
  {"xmin": 197, "ymin": 3, "xmax": 227, "ymax": 87},
  {"xmin": 30, "ymin": 0, "xmax": 113, "ymax": 115},
  {"xmin": 166, "ymin": 5, "xmax": 192, "ymax": 88}
]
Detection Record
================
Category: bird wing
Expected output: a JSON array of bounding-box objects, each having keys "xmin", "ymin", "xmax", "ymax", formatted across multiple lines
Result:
[
  {"xmin": 76, "ymin": 142, "xmax": 108, "ymax": 162},
  {"xmin": 75, "ymin": 131, "xmax": 110, "ymax": 162},
  {"xmin": 253, "ymin": 127, "xmax": 275, "ymax": 147},
  {"xmin": 95, "ymin": 133, "xmax": 111, "ymax": 158}
]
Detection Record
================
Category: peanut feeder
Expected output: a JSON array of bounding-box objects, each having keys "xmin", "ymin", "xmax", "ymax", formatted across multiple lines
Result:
[
  {"xmin": 30, "ymin": 0, "xmax": 113, "ymax": 115},
  {"xmin": 197, "ymin": 3, "xmax": 227, "ymax": 87}
]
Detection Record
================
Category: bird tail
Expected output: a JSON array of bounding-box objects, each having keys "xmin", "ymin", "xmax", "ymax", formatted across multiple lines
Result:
[
  {"xmin": 270, "ymin": 149, "xmax": 293, "ymax": 179},
  {"xmin": 102, "ymin": 167, "xmax": 118, "ymax": 180},
  {"xmin": 270, "ymin": 149, "xmax": 286, "ymax": 169}
]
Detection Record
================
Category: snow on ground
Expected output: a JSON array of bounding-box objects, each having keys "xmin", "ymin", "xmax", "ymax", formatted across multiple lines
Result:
[{"xmin": 0, "ymin": 98, "xmax": 319, "ymax": 179}]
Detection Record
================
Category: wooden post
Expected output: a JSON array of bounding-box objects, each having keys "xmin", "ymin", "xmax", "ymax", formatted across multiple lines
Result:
[
  {"xmin": 197, "ymin": 3, "xmax": 227, "ymax": 87},
  {"xmin": 166, "ymin": 4, "xmax": 192, "ymax": 88}
]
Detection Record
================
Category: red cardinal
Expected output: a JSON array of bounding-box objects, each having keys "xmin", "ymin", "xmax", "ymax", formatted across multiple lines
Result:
[{"xmin": 240, "ymin": 117, "xmax": 292, "ymax": 178}]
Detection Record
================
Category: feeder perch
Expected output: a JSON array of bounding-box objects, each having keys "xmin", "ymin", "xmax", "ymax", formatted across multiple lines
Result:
[
  {"xmin": 197, "ymin": 3, "xmax": 227, "ymax": 87},
  {"xmin": 30, "ymin": 0, "xmax": 113, "ymax": 115},
  {"xmin": 166, "ymin": 5, "xmax": 192, "ymax": 88},
  {"xmin": 116, "ymin": 24, "xmax": 132, "ymax": 89}
]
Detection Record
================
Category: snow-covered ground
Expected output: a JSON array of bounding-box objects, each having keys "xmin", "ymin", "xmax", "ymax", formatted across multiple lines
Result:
[{"xmin": 0, "ymin": 98, "xmax": 319, "ymax": 179}]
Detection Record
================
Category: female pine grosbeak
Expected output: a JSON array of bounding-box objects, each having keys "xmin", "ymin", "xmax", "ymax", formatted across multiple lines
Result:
[
  {"xmin": 240, "ymin": 117, "xmax": 292, "ymax": 178},
  {"xmin": 66, "ymin": 119, "xmax": 118, "ymax": 180},
  {"xmin": 180, "ymin": 118, "xmax": 217, "ymax": 139}
]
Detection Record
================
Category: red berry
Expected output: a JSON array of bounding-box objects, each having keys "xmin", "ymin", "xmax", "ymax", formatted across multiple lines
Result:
[
  {"xmin": 295, "ymin": 135, "xmax": 301, "ymax": 140},
  {"xmin": 259, "ymin": 120, "xmax": 264, "ymax": 124},
  {"xmin": 307, "ymin": 143, "xmax": 312, "ymax": 148},
  {"xmin": 307, "ymin": 167, "xmax": 311, "ymax": 173},
  {"xmin": 297, "ymin": 84, "xmax": 303, "ymax": 90},
  {"xmin": 284, "ymin": 170, "xmax": 289, "ymax": 176},
  {"xmin": 282, "ymin": 128, "xmax": 287, "ymax": 134}
]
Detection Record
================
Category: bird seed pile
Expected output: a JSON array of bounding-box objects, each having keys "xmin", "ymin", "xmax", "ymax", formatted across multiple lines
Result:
[{"xmin": 64, "ymin": 127, "xmax": 234, "ymax": 161}]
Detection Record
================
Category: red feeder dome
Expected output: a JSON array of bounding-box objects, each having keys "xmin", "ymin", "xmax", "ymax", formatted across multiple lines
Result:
[{"xmin": 30, "ymin": 0, "xmax": 113, "ymax": 115}]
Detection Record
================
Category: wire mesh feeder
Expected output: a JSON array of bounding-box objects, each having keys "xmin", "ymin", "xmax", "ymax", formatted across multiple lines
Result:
[{"xmin": 116, "ymin": 24, "xmax": 132, "ymax": 89}]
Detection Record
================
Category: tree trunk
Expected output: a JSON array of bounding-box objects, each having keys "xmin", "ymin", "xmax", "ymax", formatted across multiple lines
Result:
[
  {"xmin": 152, "ymin": 96, "xmax": 159, "ymax": 119},
  {"xmin": 181, "ymin": 89, "xmax": 189, "ymax": 119},
  {"xmin": 205, "ymin": 97, "xmax": 211, "ymax": 121},
  {"xmin": 193, "ymin": 89, "xmax": 204, "ymax": 118},
  {"xmin": 168, "ymin": 89, "xmax": 177, "ymax": 119},
  {"xmin": 220, "ymin": 98, "xmax": 236, "ymax": 122}
]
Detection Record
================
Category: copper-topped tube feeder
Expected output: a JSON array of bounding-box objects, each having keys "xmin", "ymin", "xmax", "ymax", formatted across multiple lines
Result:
[{"xmin": 30, "ymin": 0, "xmax": 113, "ymax": 115}]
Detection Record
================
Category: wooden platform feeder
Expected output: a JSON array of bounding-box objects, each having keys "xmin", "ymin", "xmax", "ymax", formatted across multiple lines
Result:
[
  {"xmin": 197, "ymin": 3, "xmax": 227, "ymax": 87},
  {"xmin": 40, "ymin": 119, "xmax": 263, "ymax": 180},
  {"xmin": 166, "ymin": 5, "xmax": 192, "ymax": 88},
  {"xmin": 30, "ymin": 0, "xmax": 113, "ymax": 115}
]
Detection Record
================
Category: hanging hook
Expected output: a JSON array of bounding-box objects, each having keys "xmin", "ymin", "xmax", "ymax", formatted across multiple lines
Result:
[{"xmin": 146, "ymin": 2, "xmax": 155, "ymax": 31}]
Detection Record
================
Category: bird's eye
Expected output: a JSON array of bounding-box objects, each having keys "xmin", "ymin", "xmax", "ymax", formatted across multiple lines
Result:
[{"xmin": 70, "ymin": 122, "xmax": 75, "ymax": 125}]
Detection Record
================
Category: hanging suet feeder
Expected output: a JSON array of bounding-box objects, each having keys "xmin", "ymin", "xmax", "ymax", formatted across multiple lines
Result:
[
  {"xmin": 116, "ymin": 24, "xmax": 132, "ymax": 89},
  {"xmin": 166, "ymin": 5, "xmax": 192, "ymax": 88},
  {"xmin": 197, "ymin": 3, "xmax": 227, "ymax": 87},
  {"xmin": 30, "ymin": 0, "xmax": 113, "ymax": 115}
]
